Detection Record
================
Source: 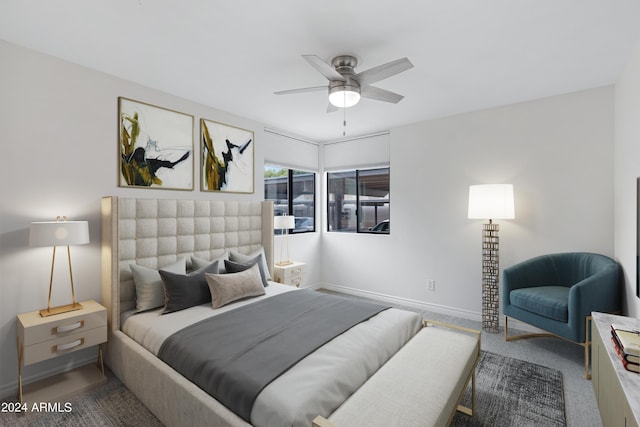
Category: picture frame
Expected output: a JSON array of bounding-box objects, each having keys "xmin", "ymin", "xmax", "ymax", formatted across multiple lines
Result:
[
  {"xmin": 200, "ymin": 118, "xmax": 254, "ymax": 193},
  {"xmin": 118, "ymin": 97, "xmax": 194, "ymax": 190}
]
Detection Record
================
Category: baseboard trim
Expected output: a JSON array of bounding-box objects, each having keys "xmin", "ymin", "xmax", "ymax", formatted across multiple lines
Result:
[
  {"xmin": 308, "ymin": 282, "xmax": 542, "ymax": 333},
  {"xmin": 317, "ymin": 282, "xmax": 482, "ymax": 322}
]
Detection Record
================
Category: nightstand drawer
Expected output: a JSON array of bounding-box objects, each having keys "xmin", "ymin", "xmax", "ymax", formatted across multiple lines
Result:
[
  {"xmin": 22, "ymin": 325, "xmax": 107, "ymax": 365},
  {"xmin": 20, "ymin": 308, "xmax": 107, "ymax": 346},
  {"xmin": 281, "ymin": 274, "xmax": 303, "ymax": 287}
]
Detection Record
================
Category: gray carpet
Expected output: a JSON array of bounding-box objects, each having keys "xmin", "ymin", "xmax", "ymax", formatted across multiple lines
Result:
[
  {"xmin": 451, "ymin": 351, "xmax": 566, "ymax": 427},
  {"xmin": 2, "ymin": 350, "xmax": 565, "ymax": 427},
  {"xmin": 1, "ymin": 369, "xmax": 162, "ymax": 427}
]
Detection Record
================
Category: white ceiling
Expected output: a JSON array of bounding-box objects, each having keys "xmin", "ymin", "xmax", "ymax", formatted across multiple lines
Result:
[{"xmin": 2, "ymin": 0, "xmax": 640, "ymax": 142}]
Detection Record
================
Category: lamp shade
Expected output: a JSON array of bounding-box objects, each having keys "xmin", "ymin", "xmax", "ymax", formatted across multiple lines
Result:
[
  {"xmin": 29, "ymin": 221, "xmax": 90, "ymax": 247},
  {"xmin": 273, "ymin": 215, "xmax": 295, "ymax": 230},
  {"xmin": 468, "ymin": 184, "xmax": 515, "ymax": 220},
  {"xmin": 329, "ymin": 84, "xmax": 361, "ymax": 108}
]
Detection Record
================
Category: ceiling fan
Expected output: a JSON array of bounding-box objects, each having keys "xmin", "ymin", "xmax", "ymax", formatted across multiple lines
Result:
[{"xmin": 275, "ymin": 54, "xmax": 414, "ymax": 112}]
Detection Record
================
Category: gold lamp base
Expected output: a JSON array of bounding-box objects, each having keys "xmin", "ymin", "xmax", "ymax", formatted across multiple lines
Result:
[
  {"xmin": 39, "ymin": 302, "xmax": 83, "ymax": 317},
  {"xmin": 275, "ymin": 261, "xmax": 293, "ymax": 266}
]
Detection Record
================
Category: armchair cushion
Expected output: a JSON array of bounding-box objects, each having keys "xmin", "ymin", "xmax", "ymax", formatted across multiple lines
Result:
[{"xmin": 510, "ymin": 286, "xmax": 569, "ymax": 322}]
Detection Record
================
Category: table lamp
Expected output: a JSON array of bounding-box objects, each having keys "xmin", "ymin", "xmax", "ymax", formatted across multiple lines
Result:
[
  {"xmin": 274, "ymin": 215, "xmax": 295, "ymax": 266},
  {"xmin": 29, "ymin": 216, "xmax": 90, "ymax": 317}
]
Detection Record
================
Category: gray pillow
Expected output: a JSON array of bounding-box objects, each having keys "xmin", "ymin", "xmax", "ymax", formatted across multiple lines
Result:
[
  {"xmin": 191, "ymin": 253, "xmax": 228, "ymax": 274},
  {"xmin": 229, "ymin": 247, "xmax": 271, "ymax": 280},
  {"xmin": 160, "ymin": 260, "xmax": 219, "ymax": 314},
  {"xmin": 130, "ymin": 258, "xmax": 186, "ymax": 313},
  {"xmin": 225, "ymin": 256, "xmax": 269, "ymax": 287},
  {"xmin": 206, "ymin": 263, "xmax": 266, "ymax": 309}
]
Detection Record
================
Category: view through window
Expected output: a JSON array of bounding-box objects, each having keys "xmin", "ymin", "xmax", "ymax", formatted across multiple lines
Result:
[
  {"xmin": 327, "ymin": 167, "xmax": 390, "ymax": 234},
  {"xmin": 264, "ymin": 165, "xmax": 315, "ymax": 234}
]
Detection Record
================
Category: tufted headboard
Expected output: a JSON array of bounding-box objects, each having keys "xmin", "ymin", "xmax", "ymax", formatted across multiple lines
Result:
[{"xmin": 101, "ymin": 196, "xmax": 274, "ymax": 334}]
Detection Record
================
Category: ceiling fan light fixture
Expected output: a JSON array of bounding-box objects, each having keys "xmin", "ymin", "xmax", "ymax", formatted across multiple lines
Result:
[{"xmin": 329, "ymin": 83, "xmax": 361, "ymax": 108}]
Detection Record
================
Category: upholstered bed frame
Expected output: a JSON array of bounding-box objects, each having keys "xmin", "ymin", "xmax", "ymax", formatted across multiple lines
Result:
[
  {"xmin": 101, "ymin": 196, "xmax": 273, "ymax": 427},
  {"xmin": 101, "ymin": 196, "xmax": 480, "ymax": 427}
]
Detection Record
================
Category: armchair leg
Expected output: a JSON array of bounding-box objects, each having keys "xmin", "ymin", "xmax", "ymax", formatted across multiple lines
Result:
[
  {"xmin": 584, "ymin": 316, "xmax": 592, "ymax": 380},
  {"xmin": 504, "ymin": 316, "xmax": 592, "ymax": 380},
  {"xmin": 504, "ymin": 316, "xmax": 554, "ymax": 341}
]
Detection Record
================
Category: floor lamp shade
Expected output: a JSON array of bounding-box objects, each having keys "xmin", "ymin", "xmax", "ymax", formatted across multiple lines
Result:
[
  {"xmin": 468, "ymin": 184, "xmax": 515, "ymax": 333},
  {"xmin": 274, "ymin": 215, "xmax": 295, "ymax": 266},
  {"xmin": 29, "ymin": 218, "xmax": 90, "ymax": 317},
  {"xmin": 468, "ymin": 184, "xmax": 515, "ymax": 220}
]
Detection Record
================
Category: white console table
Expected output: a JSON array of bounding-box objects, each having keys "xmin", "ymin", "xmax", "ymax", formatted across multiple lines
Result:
[{"xmin": 591, "ymin": 312, "xmax": 639, "ymax": 427}]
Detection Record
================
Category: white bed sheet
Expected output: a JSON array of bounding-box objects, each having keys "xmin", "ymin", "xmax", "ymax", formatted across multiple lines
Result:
[{"xmin": 122, "ymin": 284, "xmax": 422, "ymax": 427}]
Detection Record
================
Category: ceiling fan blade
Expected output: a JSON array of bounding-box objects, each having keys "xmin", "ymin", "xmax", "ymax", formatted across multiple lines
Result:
[
  {"xmin": 274, "ymin": 86, "xmax": 327, "ymax": 95},
  {"xmin": 361, "ymin": 86, "xmax": 405, "ymax": 103},
  {"xmin": 326, "ymin": 102, "xmax": 339, "ymax": 113},
  {"xmin": 302, "ymin": 55, "xmax": 346, "ymax": 82},
  {"xmin": 354, "ymin": 57, "xmax": 414, "ymax": 87}
]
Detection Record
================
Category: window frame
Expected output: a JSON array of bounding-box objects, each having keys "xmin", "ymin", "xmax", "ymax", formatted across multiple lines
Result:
[
  {"xmin": 264, "ymin": 165, "xmax": 316, "ymax": 234},
  {"xmin": 326, "ymin": 166, "xmax": 390, "ymax": 234}
]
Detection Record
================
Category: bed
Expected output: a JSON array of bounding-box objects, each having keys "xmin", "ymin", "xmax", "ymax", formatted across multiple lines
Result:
[{"xmin": 100, "ymin": 196, "xmax": 429, "ymax": 427}]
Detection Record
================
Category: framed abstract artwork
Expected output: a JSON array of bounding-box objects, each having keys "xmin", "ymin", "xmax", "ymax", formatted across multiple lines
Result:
[
  {"xmin": 200, "ymin": 119, "xmax": 254, "ymax": 193},
  {"xmin": 118, "ymin": 97, "xmax": 194, "ymax": 190}
]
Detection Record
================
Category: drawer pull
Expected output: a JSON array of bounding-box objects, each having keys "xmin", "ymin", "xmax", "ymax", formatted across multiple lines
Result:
[
  {"xmin": 293, "ymin": 268, "xmax": 302, "ymax": 274},
  {"xmin": 54, "ymin": 321, "xmax": 84, "ymax": 334},
  {"xmin": 54, "ymin": 338, "xmax": 84, "ymax": 353}
]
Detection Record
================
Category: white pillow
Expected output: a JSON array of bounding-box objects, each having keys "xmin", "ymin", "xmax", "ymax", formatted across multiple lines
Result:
[
  {"xmin": 130, "ymin": 258, "xmax": 186, "ymax": 312},
  {"xmin": 229, "ymin": 247, "xmax": 271, "ymax": 280},
  {"xmin": 191, "ymin": 252, "xmax": 228, "ymax": 273}
]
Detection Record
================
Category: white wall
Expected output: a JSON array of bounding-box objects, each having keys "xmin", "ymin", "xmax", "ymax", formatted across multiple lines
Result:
[
  {"xmin": 0, "ymin": 40, "xmax": 275, "ymax": 398},
  {"xmin": 322, "ymin": 87, "xmax": 615, "ymax": 318},
  {"xmin": 614, "ymin": 38, "xmax": 640, "ymax": 317}
]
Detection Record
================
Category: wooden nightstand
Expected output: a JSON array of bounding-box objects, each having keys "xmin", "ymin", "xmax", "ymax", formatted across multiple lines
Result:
[
  {"xmin": 274, "ymin": 261, "xmax": 306, "ymax": 287},
  {"xmin": 16, "ymin": 300, "xmax": 107, "ymax": 403}
]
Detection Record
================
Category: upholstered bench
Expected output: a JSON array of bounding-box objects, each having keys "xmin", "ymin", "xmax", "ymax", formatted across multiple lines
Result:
[{"xmin": 312, "ymin": 321, "xmax": 480, "ymax": 427}]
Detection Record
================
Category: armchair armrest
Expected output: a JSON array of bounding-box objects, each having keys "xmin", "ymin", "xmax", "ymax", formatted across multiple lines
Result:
[{"xmin": 568, "ymin": 264, "xmax": 621, "ymax": 327}]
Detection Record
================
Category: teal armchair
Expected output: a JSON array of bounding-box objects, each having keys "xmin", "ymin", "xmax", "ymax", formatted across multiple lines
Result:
[{"xmin": 502, "ymin": 252, "xmax": 621, "ymax": 378}]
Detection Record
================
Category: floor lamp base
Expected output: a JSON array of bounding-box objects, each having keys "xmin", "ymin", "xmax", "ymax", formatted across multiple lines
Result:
[{"xmin": 482, "ymin": 222, "xmax": 500, "ymax": 333}]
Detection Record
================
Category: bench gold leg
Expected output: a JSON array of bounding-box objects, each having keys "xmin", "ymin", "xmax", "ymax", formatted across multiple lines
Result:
[{"xmin": 456, "ymin": 369, "xmax": 475, "ymax": 416}]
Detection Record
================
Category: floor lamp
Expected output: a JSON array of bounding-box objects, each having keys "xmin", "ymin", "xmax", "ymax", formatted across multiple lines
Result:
[
  {"xmin": 29, "ymin": 216, "xmax": 90, "ymax": 317},
  {"xmin": 468, "ymin": 184, "xmax": 515, "ymax": 333}
]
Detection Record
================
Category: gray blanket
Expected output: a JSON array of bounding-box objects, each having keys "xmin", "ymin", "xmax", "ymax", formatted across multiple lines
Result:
[{"xmin": 158, "ymin": 290, "xmax": 389, "ymax": 422}]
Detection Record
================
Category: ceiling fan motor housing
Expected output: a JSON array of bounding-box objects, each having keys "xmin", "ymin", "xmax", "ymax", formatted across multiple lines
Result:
[{"xmin": 331, "ymin": 55, "xmax": 358, "ymax": 76}]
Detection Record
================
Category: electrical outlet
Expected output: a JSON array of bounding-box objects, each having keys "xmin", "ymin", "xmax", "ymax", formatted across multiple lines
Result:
[{"xmin": 427, "ymin": 280, "xmax": 436, "ymax": 291}]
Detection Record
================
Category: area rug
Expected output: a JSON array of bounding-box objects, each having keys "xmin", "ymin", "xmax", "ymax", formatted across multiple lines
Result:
[
  {"xmin": 2, "ymin": 351, "xmax": 565, "ymax": 427},
  {"xmin": 451, "ymin": 351, "xmax": 566, "ymax": 427}
]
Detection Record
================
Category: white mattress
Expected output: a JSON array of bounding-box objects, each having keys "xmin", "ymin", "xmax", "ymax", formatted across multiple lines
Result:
[{"xmin": 122, "ymin": 284, "xmax": 423, "ymax": 427}]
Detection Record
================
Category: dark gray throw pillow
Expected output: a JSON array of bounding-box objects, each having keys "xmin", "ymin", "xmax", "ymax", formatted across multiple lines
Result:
[
  {"xmin": 160, "ymin": 260, "xmax": 219, "ymax": 314},
  {"xmin": 224, "ymin": 256, "xmax": 269, "ymax": 287}
]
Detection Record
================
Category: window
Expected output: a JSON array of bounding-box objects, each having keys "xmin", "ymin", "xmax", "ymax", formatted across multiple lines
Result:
[
  {"xmin": 264, "ymin": 165, "xmax": 316, "ymax": 233},
  {"xmin": 327, "ymin": 167, "xmax": 390, "ymax": 234}
]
